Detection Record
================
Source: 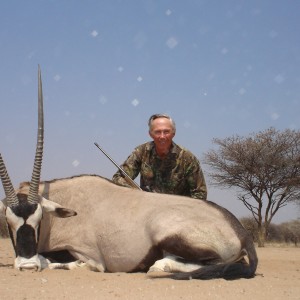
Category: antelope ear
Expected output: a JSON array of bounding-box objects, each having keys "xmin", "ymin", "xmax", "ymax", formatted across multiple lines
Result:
[
  {"xmin": 0, "ymin": 199, "xmax": 7, "ymax": 214},
  {"xmin": 40, "ymin": 197, "xmax": 77, "ymax": 218}
]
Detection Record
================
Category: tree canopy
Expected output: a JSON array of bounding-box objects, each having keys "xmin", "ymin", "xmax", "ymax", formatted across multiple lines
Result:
[{"xmin": 204, "ymin": 127, "xmax": 300, "ymax": 246}]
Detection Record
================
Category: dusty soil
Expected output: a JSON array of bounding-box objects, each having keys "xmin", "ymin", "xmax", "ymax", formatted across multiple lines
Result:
[{"xmin": 0, "ymin": 239, "xmax": 299, "ymax": 300}]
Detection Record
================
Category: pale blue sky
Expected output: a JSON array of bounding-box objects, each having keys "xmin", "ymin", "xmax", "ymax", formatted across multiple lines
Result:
[{"xmin": 0, "ymin": 0, "xmax": 299, "ymax": 223}]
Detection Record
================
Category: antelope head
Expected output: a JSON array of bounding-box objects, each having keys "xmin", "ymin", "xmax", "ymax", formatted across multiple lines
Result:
[{"xmin": 0, "ymin": 66, "xmax": 76, "ymax": 271}]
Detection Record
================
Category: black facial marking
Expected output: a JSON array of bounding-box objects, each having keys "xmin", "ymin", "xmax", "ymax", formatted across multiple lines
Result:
[
  {"xmin": 6, "ymin": 193, "xmax": 40, "ymax": 258},
  {"xmin": 12, "ymin": 193, "xmax": 38, "ymax": 220},
  {"xmin": 7, "ymin": 224, "xmax": 17, "ymax": 256},
  {"xmin": 16, "ymin": 224, "xmax": 38, "ymax": 258}
]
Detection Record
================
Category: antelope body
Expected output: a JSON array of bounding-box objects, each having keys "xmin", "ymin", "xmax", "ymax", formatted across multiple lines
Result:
[{"xmin": 0, "ymin": 67, "xmax": 258, "ymax": 279}]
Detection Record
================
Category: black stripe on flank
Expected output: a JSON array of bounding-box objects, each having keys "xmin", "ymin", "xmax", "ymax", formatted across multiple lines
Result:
[
  {"xmin": 129, "ymin": 246, "xmax": 163, "ymax": 272},
  {"xmin": 158, "ymin": 235, "xmax": 222, "ymax": 264},
  {"xmin": 40, "ymin": 250, "xmax": 76, "ymax": 263},
  {"xmin": 129, "ymin": 234, "xmax": 222, "ymax": 273}
]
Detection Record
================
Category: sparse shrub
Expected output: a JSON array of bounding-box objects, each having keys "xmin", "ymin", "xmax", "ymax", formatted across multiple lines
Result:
[
  {"xmin": 281, "ymin": 220, "xmax": 300, "ymax": 246},
  {"xmin": 239, "ymin": 217, "xmax": 300, "ymax": 246},
  {"xmin": 266, "ymin": 223, "xmax": 284, "ymax": 242}
]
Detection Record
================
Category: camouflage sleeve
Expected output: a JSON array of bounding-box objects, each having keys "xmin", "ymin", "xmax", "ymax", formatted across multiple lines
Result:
[
  {"xmin": 112, "ymin": 147, "xmax": 142, "ymax": 188},
  {"xmin": 185, "ymin": 154, "xmax": 207, "ymax": 200}
]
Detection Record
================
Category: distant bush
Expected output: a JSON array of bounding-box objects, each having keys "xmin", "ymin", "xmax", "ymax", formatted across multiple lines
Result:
[
  {"xmin": 240, "ymin": 217, "xmax": 300, "ymax": 246},
  {"xmin": 280, "ymin": 220, "xmax": 300, "ymax": 246}
]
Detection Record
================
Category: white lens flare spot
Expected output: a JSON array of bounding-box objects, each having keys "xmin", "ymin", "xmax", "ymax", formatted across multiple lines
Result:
[
  {"xmin": 118, "ymin": 66, "xmax": 124, "ymax": 72},
  {"xmin": 271, "ymin": 112, "xmax": 279, "ymax": 120},
  {"xmin": 72, "ymin": 160, "xmax": 80, "ymax": 167},
  {"xmin": 137, "ymin": 76, "xmax": 143, "ymax": 82},
  {"xmin": 269, "ymin": 30, "xmax": 278, "ymax": 38},
  {"xmin": 238, "ymin": 88, "xmax": 246, "ymax": 95},
  {"xmin": 274, "ymin": 74, "xmax": 285, "ymax": 84},
  {"xmin": 90, "ymin": 30, "xmax": 99, "ymax": 37},
  {"xmin": 166, "ymin": 37, "xmax": 178, "ymax": 49},
  {"xmin": 99, "ymin": 95, "xmax": 107, "ymax": 104},
  {"xmin": 247, "ymin": 65, "xmax": 253, "ymax": 71},
  {"xmin": 28, "ymin": 51, "xmax": 36, "ymax": 59},
  {"xmin": 166, "ymin": 9, "xmax": 172, "ymax": 16},
  {"xmin": 54, "ymin": 74, "xmax": 61, "ymax": 82},
  {"xmin": 131, "ymin": 99, "xmax": 139, "ymax": 107},
  {"xmin": 207, "ymin": 73, "xmax": 215, "ymax": 81},
  {"xmin": 133, "ymin": 31, "xmax": 147, "ymax": 49},
  {"xmin": 251, "ymin": 8, "xmax": 262, "ymax": 16},
  {"xmin": 183, "ymin": 121, "xmax": 191, "ymax": 128},
  {"xmin": 221, "ymin": 48, "xmax": 228, "ymax": 55}
]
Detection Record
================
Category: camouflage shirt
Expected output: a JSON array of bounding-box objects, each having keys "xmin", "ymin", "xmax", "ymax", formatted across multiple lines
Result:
[{"xmin": 112, "ymin": 141, "xmax": 207, "ymax": 200}]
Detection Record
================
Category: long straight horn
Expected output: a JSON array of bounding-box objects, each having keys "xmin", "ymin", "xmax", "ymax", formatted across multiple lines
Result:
[
  {"xmin": 27, "ymin": 65, "xmax": 44, "ymax": 205},
  {"xmin": 0, "ymin": 153, "xmax": 19, "ymax": 207}
]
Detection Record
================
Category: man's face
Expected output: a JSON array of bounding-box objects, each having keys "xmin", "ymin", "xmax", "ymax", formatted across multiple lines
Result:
[{"xmin": 149, "ymin": 117, "xmax": 175, "ymax": 152}]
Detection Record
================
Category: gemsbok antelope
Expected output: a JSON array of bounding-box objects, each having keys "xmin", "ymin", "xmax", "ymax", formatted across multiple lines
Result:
[{"xmin": 0, "ymin": 67, "xmax": 258, "ymax": 279}]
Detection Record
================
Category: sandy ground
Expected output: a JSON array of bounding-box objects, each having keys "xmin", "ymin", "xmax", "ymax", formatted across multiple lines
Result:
[{"xmin": 0, "ymin": 239, "xmax": 299, "ymax": 300}]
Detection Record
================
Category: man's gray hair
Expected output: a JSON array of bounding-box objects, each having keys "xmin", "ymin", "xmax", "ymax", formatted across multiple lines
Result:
[{"xmin": 148, "ymin": 114, "xmax": 176, "ymax": 132}]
